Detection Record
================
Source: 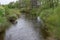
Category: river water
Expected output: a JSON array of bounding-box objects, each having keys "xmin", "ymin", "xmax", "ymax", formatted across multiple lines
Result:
[{"xmin": 4, "ymin": 14, "xmax": 44, "ymax": 40}]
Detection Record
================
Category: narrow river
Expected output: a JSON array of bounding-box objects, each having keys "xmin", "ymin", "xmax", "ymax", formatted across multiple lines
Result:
[{"xmin": 4, "ymin": 14, "xmax": 44, "ymax": 40}]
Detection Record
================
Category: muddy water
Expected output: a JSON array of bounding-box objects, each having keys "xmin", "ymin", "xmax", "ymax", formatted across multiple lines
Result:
[{"xmin": 4, "ymin": 14, "xmax": 44, "ymax": 40}]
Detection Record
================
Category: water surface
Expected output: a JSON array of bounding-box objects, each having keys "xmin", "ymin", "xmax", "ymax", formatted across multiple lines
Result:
[{"xmin": 4, "ymin": 14, "xmax": 43, "ymax": 40}]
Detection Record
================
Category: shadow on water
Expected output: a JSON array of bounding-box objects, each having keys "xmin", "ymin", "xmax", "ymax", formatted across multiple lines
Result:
[{"xmin": 0, "ymin": 31, "xmax": 5, "ymax": 40}]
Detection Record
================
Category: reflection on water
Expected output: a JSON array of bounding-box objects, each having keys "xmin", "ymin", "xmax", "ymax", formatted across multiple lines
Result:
[{"xmin": 4, "ymin": 14, "xmax": 44, "ymax": 40}]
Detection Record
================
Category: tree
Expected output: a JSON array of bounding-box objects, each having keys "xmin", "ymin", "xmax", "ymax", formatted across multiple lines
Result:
[{"xmin": 7, "ymin": 2, "xmax": 15, "ymax": 8}]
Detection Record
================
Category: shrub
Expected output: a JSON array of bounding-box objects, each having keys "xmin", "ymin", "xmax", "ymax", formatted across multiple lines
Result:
[
  {"xmin": 0, "ymin": 6, "xmax": 5, "ymax": 16},
  {"xmin": 0, "ymin": 6, "xmax": 10, "ymax": 32},
  {"xmin": 39, "ymin": 6, "xmax": 60, "ymax": 39},
  {"xmin": 0, "ymin": 17, "xmax": 10, "ymax": 32}
]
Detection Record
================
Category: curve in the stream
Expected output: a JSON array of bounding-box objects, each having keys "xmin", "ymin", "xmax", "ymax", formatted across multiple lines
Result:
[{"xmin": 4, "ymin": 14, "xmax": 44, "ymax": 40}]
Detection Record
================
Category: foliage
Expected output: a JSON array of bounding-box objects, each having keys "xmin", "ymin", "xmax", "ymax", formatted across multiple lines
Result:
[
  {"xmin": 19, "ymin": 0, "xmax": 60, "ymax": 39},
  {"xmin": 0, "ymin": 0, "xmax": 60, "ymax": 40},
  {"xmin": 0, "ymin": 6, "xmax": 10, "ymax": 32},
  {"xmin": 7, "ymin": 9, "xmax": 20, "ymax": 18},
  {"xmin": 0, "ymin": 6, "xmax": 5, "ymax": 16},
  {"xmin": 7, "ymin": 1, "xmax": 20, "ymax": 9},
  {"xmin": 0, "ymin": 17, "xmax": 10, "ymax": 32},
  {"xmin": 39, "ymin": 6, "xmax": 60, "ymax": 39},
  {"xmin": 0, "ymin": 1, "xmax": 20, "ymax": 32}
]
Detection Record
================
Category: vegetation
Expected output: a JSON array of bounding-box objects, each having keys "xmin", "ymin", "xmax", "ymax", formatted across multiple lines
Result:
[
  {"xmin": 0, "ymin": 1, "xmax": 20, "ymax": 32},
  {"xmin": 20, "ymin": 0, "xmax": 60, "ymax": 40},
  {"xmin": 0, "ymin": 0, "xmax": 60, "ymax": 40},
  {"xmin": 35, "ymin": 0, "xmax": 60, "ymax": 40},
  {"xmin": 17, "ymin": 0, "xmax": 60, "ymax": 40},
  {"xmin": 40, "ymin": 6, "xmax": 60, "ymax": 40},
  {"xmin": 0, "ymin": 6, "xmax": 9, "ymax": 32}
]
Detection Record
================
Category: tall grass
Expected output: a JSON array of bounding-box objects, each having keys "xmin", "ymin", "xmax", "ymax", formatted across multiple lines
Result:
[
  {"xmin": 0, "ymin": 6, "xmax": 10, "ymax": 32},
  {"xmin": 39, "ymin": 6, "xmax": 60, "ymax": 39},
  {"xmin": 0, "ymin": 6, "xmax": 20, "ymax": 32}
]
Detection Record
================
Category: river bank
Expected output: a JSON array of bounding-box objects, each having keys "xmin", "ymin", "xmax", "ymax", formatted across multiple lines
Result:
[{"xmin": 0, "ymin": 6, "xmax": 20, "ymax": 40}]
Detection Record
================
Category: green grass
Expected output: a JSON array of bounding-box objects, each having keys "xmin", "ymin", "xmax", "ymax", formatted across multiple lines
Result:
[
  {"xmin": 0, "ymin": 6, "xmax": 20, "ymax": 32},
  {"xmin": 6, "ymin": 9, "xmax": 20, "ymax": 19},
  {"xmin": 0, "ymin": 6, "xmax": 5, "ymax": 16},
  {"xmin": 0, "ymin": 17, "xmax": 10, "ymax": 32},
  {"xmin": 39, "ymin": 6, "xmax": 60, "ymax": 39},
  {"xmin": 0, "ymin": 6, "xmax": 10, "ymax": 32}
]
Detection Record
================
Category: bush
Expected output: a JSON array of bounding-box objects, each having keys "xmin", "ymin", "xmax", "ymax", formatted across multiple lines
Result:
[
  {"xmin": 0, "ymin": 6, "xmax": 20, "ymax": 32},
  {"xmin": 0, "ymin": 17, "xmax": 10, "ymax": 32},
  {"xmin": 5, "ymin": 7, "xmax": 20, "ymax": 23},
  {"xmin": 0, "ymin": 6, "xmax": 5, "ymax": 16},
  {"xmin": 39, "ymin": 6, "xmax": 60, "ymax": 39},
  {"xmin": 0, "ymin": 6, "xmax": 10, "ymax": 32}
]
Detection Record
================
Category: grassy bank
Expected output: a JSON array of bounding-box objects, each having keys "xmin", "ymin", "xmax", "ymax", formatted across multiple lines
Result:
[
  {"xmin": 0, "ymin": 6, "xmax": 20, "ymax": 32},
  {"xmin": 39, "ymin": 6, "xmax": 60, "ymax": 40}
]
